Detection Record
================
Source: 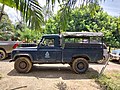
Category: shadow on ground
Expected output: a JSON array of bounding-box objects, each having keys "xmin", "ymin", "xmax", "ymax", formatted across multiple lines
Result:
[
  {"xmin": 0, "ymin": 56, "xmax": 11, "ymax": 62},
  {"xmin": 110, "ymin": 60, "xmax": 120, "ymax": 64},
  {"xmin": 7, "ymin": 65, "xmax": 99, "ymax": 80}
]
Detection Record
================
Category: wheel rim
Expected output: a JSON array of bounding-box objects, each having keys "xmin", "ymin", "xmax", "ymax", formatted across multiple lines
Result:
[
  {"xmin": 19, "ymin": 61, "xmax": 27, "ymax": 69},
  {"xmin": 77, "ymin": 62, "xmax": 84, "ymax": 70}
]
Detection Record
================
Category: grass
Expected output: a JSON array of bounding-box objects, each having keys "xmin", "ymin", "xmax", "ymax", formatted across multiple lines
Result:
[
  {"xmin": 96, "ymin": 71, "xmax": 120, "ymax": 90},
  {"xmin": 55, "ymin": 81, "xmax": 67, "ymax": 90}
]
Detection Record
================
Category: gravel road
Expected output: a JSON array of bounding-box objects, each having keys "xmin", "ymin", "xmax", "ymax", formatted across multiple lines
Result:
[{"xmin": 0, "ymin": 59, "xmax": 120, "ymax": 90}]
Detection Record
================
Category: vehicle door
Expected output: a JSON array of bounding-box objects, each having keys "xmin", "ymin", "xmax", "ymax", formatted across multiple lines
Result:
[{"xmin": 37, "ymin": 37, "xmax": 62, "ymax": 62}]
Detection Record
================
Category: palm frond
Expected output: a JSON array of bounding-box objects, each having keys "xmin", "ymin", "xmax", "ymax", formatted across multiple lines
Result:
[
  {"xmin": 18, "ymin": 0, "xmax": 44, "ymax": 30},
  {"xmin": 0, "ymin": 0, "xmax": 104, "ymax": 31},
  {"xmin": 57, "ymin": 0, "xmax": 100, "ymax": 31},
  {"xmin": 0, "ymin": 0, "xmax": 44, "ymax": 30}
]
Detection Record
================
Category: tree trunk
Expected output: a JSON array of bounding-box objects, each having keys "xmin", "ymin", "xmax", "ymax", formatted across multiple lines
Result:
[{"xmin": 0, "ymin": 4, "xmax": 5, "ymax": 22}]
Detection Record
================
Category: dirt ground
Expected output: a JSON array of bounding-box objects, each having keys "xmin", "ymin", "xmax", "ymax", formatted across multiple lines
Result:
[{"xmin": 0, "ymin": 59, "xmax": 120, "ymax": 90}]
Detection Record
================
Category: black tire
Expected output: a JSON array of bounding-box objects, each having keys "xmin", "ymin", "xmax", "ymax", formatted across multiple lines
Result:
[
  {"xmin": 72, "ymin": 58, "xmax": 88, "ymax": 74},
  {"xmin": 0, "ymin": 50, "xmax": 6, "ymax": 60},
  {"xmin": 14, "ymin": 57, "xmax": 32, "ymax": 73}
]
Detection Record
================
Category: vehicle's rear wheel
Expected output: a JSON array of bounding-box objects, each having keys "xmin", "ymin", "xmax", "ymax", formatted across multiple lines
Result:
[
  {"xmin": 14, "ymin": 57, "xmax": 32, "ymax": 73},
  {"xmin": 0, "ymin": 50, "xmax": 6, "ymax": 60},
  {"xmin": 97, "ymin": 57, "xmax": 106, "ymax": 64},
  {"xmin": 72, "ymin": 58, "xmax": 88, "ymax": 73}
]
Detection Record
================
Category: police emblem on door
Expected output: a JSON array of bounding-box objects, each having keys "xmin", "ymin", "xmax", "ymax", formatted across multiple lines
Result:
[{"xmin": 45, "ymin": 51, "xmax": 50, "ymax": 58}]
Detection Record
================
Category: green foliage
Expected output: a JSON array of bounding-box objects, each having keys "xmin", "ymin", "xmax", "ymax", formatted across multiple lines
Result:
[
  {"xmin": 45, "ymin": 18, "xmax": 60, "ymax": 34},
  {"xmin": 45, "ymin": 4, "xmax": 120, "ymax": 47},
  {"xmin": 0, "ymin": 0, "xmax": 103, "ymax": 31},
  {"xmin": 45, "ymin": 0, "xmax": 100, "ymax": 31},
  {"xmin": 17, "ymin": 28, "xmax": 42, "ymax": 42},
  {"xmin": 96, "ymin": 72, "xmax": 120, "ymax": 90},
  {"xmin": 0, "ymin": 0, "xmax": 101, "ymax": 31},
  {"xmin": 0, "ymin": 6, "xmax": 14, "ymax": 40},
  {"xmin": 13, "ymin": 22, "xmax": 43, "ymax": 42},
  {"xmin": 43, "ymin": 5, "xmax": 53, "ymax": 22}
]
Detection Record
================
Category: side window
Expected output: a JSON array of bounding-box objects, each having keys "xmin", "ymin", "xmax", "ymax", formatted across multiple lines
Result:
[
  {"xmin": 42, "ymin": 38, "xmax": 54, "ymax": 47},
  {"xmin": 90, "ymin": 37, "xmax": 101, "ymax": 43},
  {"xmin": 64, "ymin": 38, "xmax": 89, "ymax": 43}
]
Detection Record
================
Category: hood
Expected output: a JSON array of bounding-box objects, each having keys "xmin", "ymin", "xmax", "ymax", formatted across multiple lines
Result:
[{"xmin": 13, "ymin": 46, "xmax": 38, "ymax": 51}]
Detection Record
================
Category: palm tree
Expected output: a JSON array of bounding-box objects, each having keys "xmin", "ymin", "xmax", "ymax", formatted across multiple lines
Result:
[
  {"xmin": 0, "ymin": 0, "xmax": 100, "ymax": 30},
  {"xmin": 0, "ymin": 0, "xmax": 43, "ymax": 30},
  {"xmin": 43, "ymin": 5, "xmax": 53, "ymax": 22}
]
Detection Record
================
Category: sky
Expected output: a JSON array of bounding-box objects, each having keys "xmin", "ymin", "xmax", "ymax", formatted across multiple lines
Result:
[
  {"xmin": 3, "ymin": 0, "xmax": 120, "ymax": 24},
  {"xmin": 100, "ymin": 0, "xmax": 120, "ymax": 17},
  {"xmin": 4, "ymin": 7, "xmax": 21, "ymax": 24},
  {"xmin": 4, "ymin": 1, "xmax": 60, "ymax": 24}
]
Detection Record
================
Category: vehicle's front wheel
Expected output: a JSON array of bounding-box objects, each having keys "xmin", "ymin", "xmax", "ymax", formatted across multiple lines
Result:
[
  {"xmin": 14, "ymin": 57, "xmax": 32, "ymax": 73},
  {"xmin": 0, "ymin": 50, "xmax": 6, "ymax": 60},
  {"xmin": 72, "ymin": 58, "xmax": 88, "ymax": 74}
]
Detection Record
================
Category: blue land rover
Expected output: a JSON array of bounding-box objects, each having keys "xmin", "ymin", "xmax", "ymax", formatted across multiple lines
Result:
[{"xmin": 11, "ymin": 32, "xmax": 105, "ymax": 73}]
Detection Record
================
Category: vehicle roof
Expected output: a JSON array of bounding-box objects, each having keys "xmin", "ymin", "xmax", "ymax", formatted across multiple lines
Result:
[
  {"xmin": 42, "ymin": 34, "xmax": 60, "ymax": 37},
  {"xmin": 62, "ymin": 32, "xmax": 103, "ymax": 37},
  {"xmin": 42, "ymin": 32, "xmax": 103, "ymax": 38}
]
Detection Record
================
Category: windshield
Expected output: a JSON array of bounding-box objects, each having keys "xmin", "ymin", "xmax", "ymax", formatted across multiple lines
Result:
[{"xmin": 39, "ymin": 37, "xmax": 55, "ymax": 47}]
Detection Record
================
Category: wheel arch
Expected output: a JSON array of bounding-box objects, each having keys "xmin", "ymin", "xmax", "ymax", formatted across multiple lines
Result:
[
  {"xmin": 0, "ymin": 48, "xmax": 6, "ymax": 54},
  {"xmin": 13, "ymin": 54, "xmax": 33, "ymax": 62},
  {"xmin": 72, "ymin": 54, "xmax": 90, "ymax": 63},
  {"xmin": 0, "ymin": 48, "xmax": 7, "ymax": 60}
]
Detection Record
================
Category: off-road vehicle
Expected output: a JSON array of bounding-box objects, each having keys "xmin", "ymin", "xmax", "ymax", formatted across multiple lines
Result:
[{"xmin": 11, "ymin": 32, "xmax": 105, "ymax": 73}]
